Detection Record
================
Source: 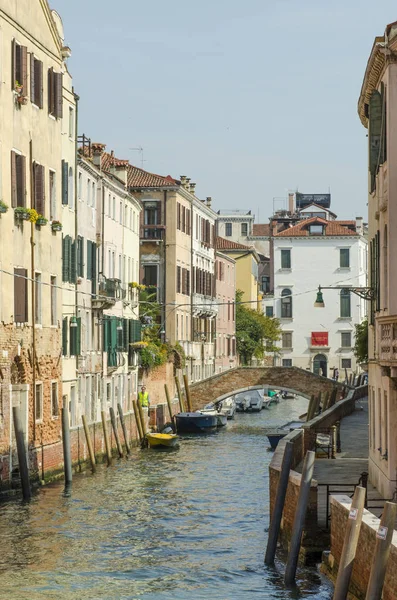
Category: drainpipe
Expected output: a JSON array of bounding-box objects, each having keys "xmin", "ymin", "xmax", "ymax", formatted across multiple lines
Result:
[{"xmin": 29, "ymin": 138, "xmax": 36, "ymax": 442}]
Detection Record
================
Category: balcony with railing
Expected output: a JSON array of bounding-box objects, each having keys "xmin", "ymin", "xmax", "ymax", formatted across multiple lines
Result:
[
  {"xmin": 140, "ymin": 224, "xmax": 166, "ymax": 241},
  {"xmin": 378, "ymin": 316, "xmax": 397, "ymax": 364},
  {"xmin": 192, "ymin": 293, "xmax": 218, "ymax": 318},
  {"xmin": 92, "ymin": 277, "xmax": 124, "ymax": 309}
]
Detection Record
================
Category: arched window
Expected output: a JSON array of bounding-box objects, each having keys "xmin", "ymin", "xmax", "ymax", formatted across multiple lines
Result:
[
  {"xmin": 383, "ymin": 225, "xmax": 388, "ymax": 308},
  {"xmin": 281, "ymin": 288, "xmax": 292, "ymax": 318},
  {"xmin": 68, "ymin": 167, "xmax": 73, "ymax": 208}
]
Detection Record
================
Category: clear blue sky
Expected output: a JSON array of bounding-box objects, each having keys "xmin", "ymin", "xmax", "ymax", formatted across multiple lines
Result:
[{"xmin": 51, "ymin": 1, "xmax": 396, "ymax": 221}]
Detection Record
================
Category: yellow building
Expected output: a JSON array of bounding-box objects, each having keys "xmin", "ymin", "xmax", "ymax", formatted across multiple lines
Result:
[{"xmin": 216, "ymin": 237, "xmax": 260, "ymax": 310}]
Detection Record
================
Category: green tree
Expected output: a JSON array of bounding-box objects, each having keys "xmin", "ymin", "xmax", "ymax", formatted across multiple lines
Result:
[
  {"xmin": 353, "ymin": 318, "xmax": 368, "ymax": 364},
  {"xmin": 235, "ymin": 290, "xmax": 281, "ymax": 365}
]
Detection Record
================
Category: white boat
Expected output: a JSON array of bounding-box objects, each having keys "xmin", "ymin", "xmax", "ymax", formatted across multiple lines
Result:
[
  {"xmin": 235, "ymin": 395, "xmax": 251, "ymax": 412},
  {"xmin": 219, "ymin": 397, "xmax": 236, "ymax": 419},
  {"xmin": 199, "ymin": 406, "xmax": 228, "ymax": 427},
  {"xmin": 249, "ymin": 391, "xmax": 264, "ymax": 412}
]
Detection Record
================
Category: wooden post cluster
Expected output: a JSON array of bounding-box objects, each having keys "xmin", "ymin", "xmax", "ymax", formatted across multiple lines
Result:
[{"xmin": 175, "ymin": 376, "xmax": 185, "ymax": 412}]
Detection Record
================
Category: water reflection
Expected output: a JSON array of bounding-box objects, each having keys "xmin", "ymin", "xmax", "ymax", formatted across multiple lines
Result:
[{"xmin": 0, "ymin": 395, "xmax": 332, "ymax": 599}]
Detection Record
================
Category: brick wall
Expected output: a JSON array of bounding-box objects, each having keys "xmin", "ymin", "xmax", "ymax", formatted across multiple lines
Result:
[
  {"xmin": 139, "ymin": 361, "xmax": 177, "ymax": 406},
  {"xmin": 323, "ymin": 495, "xmax": 397, "ymax": 600},
  {"xmin": 190, "ymin": 366, "xmax": 343, "ymax": 411}
]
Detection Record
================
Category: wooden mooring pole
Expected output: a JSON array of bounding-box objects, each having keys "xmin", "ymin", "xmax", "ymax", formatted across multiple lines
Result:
[
  {"xmin": 365, "ymin": 501, "xmax": 397, "ymax": 600},
  {"xmin": 284, "ymin": 450, "xmax": 315, "ymax": 585},
  {"xmin": 306, "ymin": 395, "xmax": 315, "ymax": 421},
  {"xmin": 109, "ymin": 407, "xmax": 123, "ymax": 458},
  {"xmin": 12, "ymin": 406, "xmax": 31, "ymax": 501},
  {"xmin": 61, "ymin": 407, "xmax": 72, "ymax": 486},
  {"xmin": 117, "ymin": 403, "xmax": 131, "ymax": 455},
  {"xmin": 264, "ymin": 441, "xmax": 293, "ymax": 565},
  {"xmin": 164, "ymin": 384, "xmax": 173, "ymax": 421},
  {"xmin": 183, "ymin": 374, "xmax": 193, "ymax": 412},
  {"xmin": 333, "ymin": 485, "xmax": 366, "ymax": 600},
  {"xmin": 101, "ymin": 410, "xmax": 112, "ymax": 466},
  {"xmin": 175, "ymin": 376, "xmax": 185, "ymax": 412},
  {"xmin": 133, "ymin": 400, "xmax": 143, "ymax": 441},
  {"xmin": 81, "ymin": 415, "xmax": 96, "ymax": 472},
  {"xmin": 137, "ymin": 400, "xmax": 147, "ymax": 436}
]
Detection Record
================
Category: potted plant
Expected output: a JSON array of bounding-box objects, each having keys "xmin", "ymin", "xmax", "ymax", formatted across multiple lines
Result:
[
  {"xmin": 0, "ymin": 200, "xmax": 8, "ymax": 214},
  {"xmin": 14, "ymin": 206, "xmax": 30, "ymax": 220},
  {"xmin": 14, "ymin": 80, "xmax": 23, "ymax": 94},
  {"xmin": 36, "ymin": 214, "xmax": 48, "ymax": 226},
  {"xmin": 51, "ymin": 220, "xmax": 62, "ymax": 232},
  {"xmin": 17, "ymin": 95, "xmax": 28, "ymax": 106}
]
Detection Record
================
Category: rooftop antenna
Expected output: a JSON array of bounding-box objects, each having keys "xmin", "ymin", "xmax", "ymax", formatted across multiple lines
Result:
[{"xmin": 129, "ymin": 146, "xmax": 145, "ymax": 169}]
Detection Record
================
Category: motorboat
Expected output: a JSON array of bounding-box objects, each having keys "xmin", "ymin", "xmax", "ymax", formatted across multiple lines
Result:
[
  {"xmin": 262, "ymin": 395, "xmax": 272, "ymax": 409},
  {"xmin": 249, "ymin": 391, "xmax": 264, "ymax": 412},
  {"xmin": 264, "ymin": 420, "xmax": 303, "ymax": 450},
  {"xmin": 219, "ymin": 397, "xmax": 236, "ymax": 419},
  {"xmin": 175, "ymin": 412, "xmax": 218, "ymax": 433},
  {"xmin": 267, "ymin": 391, "xmax": 281, "ymax": 406},
  {"xmin": 145, "ymin": 432, "xmax": 179, "ymax": 448},
  {"xmin": 235, "ymin": 395, "xmax": 251, "ymax": 412},
  {"xmin": 200, "ymin": 405, "xmax": 228, "ymax": 427}
]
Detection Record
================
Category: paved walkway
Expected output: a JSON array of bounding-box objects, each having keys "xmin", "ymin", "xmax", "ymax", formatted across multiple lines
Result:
[{"xmin": 296, "ymin": 398, "xmax": 386, "ymax": 528}]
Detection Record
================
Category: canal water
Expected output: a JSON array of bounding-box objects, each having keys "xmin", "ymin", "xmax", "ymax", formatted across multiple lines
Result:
[{"xmin": 0, "ymin": 394, "xmax": 333, "ymax": 599}]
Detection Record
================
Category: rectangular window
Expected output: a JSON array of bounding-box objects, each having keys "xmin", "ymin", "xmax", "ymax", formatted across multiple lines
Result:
[
  {"xmin": 261, "ymin": 276, "xmax": 270, "ymax": 294},
  {"xmin": 309, "ymin": 225, "xmax": 324, "ymax": 235},
  {"xmin": 61, "ymin": 160, "xmax": 68, "ymax": 205},
  {"xmin": 225, "ymin": 223, "xmax": 232, "ymax": 236},
  {"xmin": 48, "ymin": 67, "xmax": 63, "ymax": 118},
  {"xmin": 33, "ymin": 162, "xmax": 45, "ymax": 215},
  {"xmin": 70, "ymin": 317, "xmax": 81, "ymax": 356},
  {"xmin": 265, "ymin": 306, "xmax": 274, "ymax": 317},
  {"xmin": 340, "ymin": 289, "xmax": 351, "ymax": 318},
  {"xmin": 77, "ymin": 237, "xmax": 84, "ymax": 278},
  {"xmin": 69, "ymin": 106, "xmax": 74, "ymax": 138},
  {"xmin": 51, "ymin": 276, "xmax": 57, "ymax": 326},
  {"xmin": 177, "ymin": 266, "xmax": 181, "ymax": 293},
  {"xmin": 30, "ymin": 55, "xmax": 43, "ymax": 107},
  {"xmin": 14, "ymin": 268, "xmax": 28, "ymax": 323},
  {"xmin": 340, "ymin": 248, "xmax": 350, "ymax": 268},
  {"xmin": 12, "ymin": 40, "xmax": 27, "ymax": 93},
  {"xmin": 282, "ymin": 332, "xmax": 292, "ymax": 348},
  {"xmin": 35, "ymin": 383, "xmax": 43, "ymax": 421},
  {"xmin": 281, "ymin": 249, "xmax": 291, "ymax": 269},
  {"xmin": 51, "ymin": 382, "xmax": 59, "ymax": 417},
  {"xmin": 282, "ymin": 359, "xmax": 292, "ymax": 367},
  {"xmin": 241, "ymin": 223, "xmax": 248, "ymax": 236},
  {"xmin": 35, "ymin": 272, "xmax": 42, "ymax": 324},
  {"xmin": 49, "ymin": 170, "xmax": 56, "ymax": 220},
  {"xmin": 341, "ymin": 331, "xmax": 352, "ymax": 347},
  {"xmin": 11, "ymin": 151, "xmax": 26, "ymax": 207},
  {"xmin": 62, "ymin": 317, "xmax": 68, "ymax": 356},
  {"xmin": 341, "ymin": 358, "xmax": 352, "ymax": 369},
  {"xmin": 143, "ymin": 265, "xmax": 158, "ymax": 287}
]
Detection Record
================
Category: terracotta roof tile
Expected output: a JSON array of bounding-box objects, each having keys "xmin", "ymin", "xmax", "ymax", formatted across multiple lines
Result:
[
  {"xmin": 275, "ymin": 217, "xmax": 359, "ymax": 237},
  {"xmin": 216, "ymin": 236, "xmax": 252, "ymax": 250},
  {"xmin": 252, "ymin": 223, "xmax": 270, "ymax": 236}
]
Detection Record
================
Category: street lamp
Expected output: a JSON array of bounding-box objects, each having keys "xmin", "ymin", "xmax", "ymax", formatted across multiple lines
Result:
[{"xmin": 314, "ymin": 285, "xmax": 374, "ymax": 308}]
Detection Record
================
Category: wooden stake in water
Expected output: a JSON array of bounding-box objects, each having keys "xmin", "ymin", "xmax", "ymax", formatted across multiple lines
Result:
[
  {"xmin": 183, "ymin": 374, "xmax": 193, "ymax": 412},
  {"xmin": 82, "ymin": 414, "xmax": 96, "ymax": 472},
  {"xmin": 61, "ymin": 407, "xmax": 72, "ymax": 486},
  {"xmin": 12, "ymin": 406, "xmax": 31, "ymax": 501},
  {"xmin": 117, "ymin": 403, "xmax": 131, "ymax": 454},
  {"xmin": 284, "ymin": 450, "xmax": 315, "ymax": 585},
  {"xmin": 109, "ymin": 407, "xmax": 123, "ymax": 458},
  {"xmin": 174, "ymin": 376, "xmax": 185, "ymax": 412},
  {"xmin": 164, "ymin": 384, "xmax": 173, "ymax": 422},
  {"xmin": 137, "ymin": 399, "xmax": 147, "ymax": 436},
  {"xmin": 365, "ymin": 501, "xmax": 397, "ymax": 600},
  {"xmin": 333, "ymin": 485, "xmax": 366, "ymax": 600},
  {"xmin": 101, "ymin": 410, "xmax": 112, "ymax": 466},
  {"xmin": 133, "ymin": 400, "xmax": 143, "ymax": 441}
]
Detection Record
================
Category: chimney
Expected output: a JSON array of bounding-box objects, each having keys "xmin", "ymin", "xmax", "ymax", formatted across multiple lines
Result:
[
  {"xmin": 288, "ymin": 192, "xmax": 294, "ymax": 212},
  {"xmin": 189, "ymin": 182, "xmax": 196, "ymax": 194},
  {"xmin": 91, "ymin": 142, "xmax": 106, "ymax": 167},
  {"xmin": 206, "ymin": 196, "xmax": 212, "ymax": 208},
  {"xmin": 356, "ymin": 216, "xmax": 363, "ymax": 235},
  {"xmin": 180, "ymin": 175, "xmax": 187, "ymax": 186},
  {"xmin": 185, "ymin": 177, "xmax": 191, "ymax": 190}
]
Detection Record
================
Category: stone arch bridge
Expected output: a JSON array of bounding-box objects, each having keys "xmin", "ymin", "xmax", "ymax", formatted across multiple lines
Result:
[{"xmin": 189, "ymin": 367, "xmax": 344, "ymax": 411}]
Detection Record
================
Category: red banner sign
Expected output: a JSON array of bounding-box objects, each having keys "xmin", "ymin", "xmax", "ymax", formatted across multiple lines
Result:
[{"xmin": 311, "ymin": 332, "xmax": 328, "ymax": 346}]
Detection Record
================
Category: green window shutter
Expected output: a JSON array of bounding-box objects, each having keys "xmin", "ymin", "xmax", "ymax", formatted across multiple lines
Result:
[
  {"xmin": 87, "ymin": 239, "xmax": 92, "ymax": 280},
  {"xmin": 130, "ymin": 319, "xmax": 142, "ymax": 343},
  {"xmin": 117, "ymin": 319, "xmax": 123, "ymax": 351},
  {"xmin": 91, "ymin": 241, "xmax": 97, "ymax": 294},
  {"xmin": 103, "ymin": 319, "xmax": 109, "ymax": 353},
  {"xmin": 123, "ymin": 318, "xmax": 129, "ymax": 352},
  {"xmin": 62, "ymin": 236, "xmax": 68, "ymax": 282},
  {"xmin": 77, "ymin": 236, "xmax": 84, "ymax": 278},
  {"xmin": 109, "ymin": 317, "xmax": 118, "ymax": 367},
  {"xmin": 62, "ymin": 317, "xmax": 68, "ymax": 355},
  {"xmin": 76, "ymin": 317, "xmax": 81, "ymax": 355},
  {"xmin": 70, "ymin": 240, "xmax": 77, "ymax": 284},
  {"xmin": 62, "ymin": 160, "xmax": 68, "ymax": 205}
]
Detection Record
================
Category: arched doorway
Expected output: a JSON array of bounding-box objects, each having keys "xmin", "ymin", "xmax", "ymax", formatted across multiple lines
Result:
[{"xmin": 313, "ymin": 354, "xmax": 327, "ymax": 377}]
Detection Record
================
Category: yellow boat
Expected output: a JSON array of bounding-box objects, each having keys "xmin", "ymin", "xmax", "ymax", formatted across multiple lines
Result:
[{"xmin": 145, "ymin": 432, "xmax": 179, "ymax": 448}]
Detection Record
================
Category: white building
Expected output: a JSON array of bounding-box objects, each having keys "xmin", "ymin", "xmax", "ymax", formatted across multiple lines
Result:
[{"xmin": 263, "ymin": 213, "xmax": 367, "ymax": 377}]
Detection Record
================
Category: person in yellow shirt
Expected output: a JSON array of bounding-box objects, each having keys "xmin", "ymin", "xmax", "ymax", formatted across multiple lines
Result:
[{"xmin": 138, "ymin": 385, "xmax": 150, "ymax": 409}]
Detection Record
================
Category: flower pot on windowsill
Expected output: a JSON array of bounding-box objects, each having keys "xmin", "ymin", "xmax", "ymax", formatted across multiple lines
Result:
[
  {"xmin": 36, "ymin": 217, "xmax": 48, "ymax": 226},
  {"xmin": 0, "ymin": 203, "xmax": 8, "ymax": 214},
  {"xmin": 17, "ymin": 95, "xmax": 28, "ymax": 106},
  {"xmin": 14, "ymin": 208, "xmax": 30, "ymax": 220},
  {"xmin": 51, "ymin": 221, "xmax": 62, "ymax": 232}
]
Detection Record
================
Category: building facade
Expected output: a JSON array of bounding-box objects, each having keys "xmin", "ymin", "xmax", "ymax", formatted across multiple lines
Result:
[
  {"xmin": 263, "ymin": 214, "xmax": 367, "ymax": 376},
  {"xmin": 216, "ymin": 237, "xmax": 260, "ymax": 309},
  {"xmin": 358, "ymin": 21, "xmax": 397, "ymax": 497},
  {"xmin": 0, "ymin": 1, "xmax": 70, "ymax": 483},
  {"xmin": 215, "ymin": 251, "xmax": 237, "ymax": 372}
]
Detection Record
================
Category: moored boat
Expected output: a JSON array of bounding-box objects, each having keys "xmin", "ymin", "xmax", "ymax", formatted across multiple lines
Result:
[
  {"xmin": 235, "ymin": 395, "xmax": 251, "ymax": 412},
  {"xmin": 145, "ymin": 432, "xmax": 179, "ymax": 448},
  {"xmin": 219, "ymin": 397, "xmax": 236, "ymax": 419},
  {"xmin": 175, "ymin": 412, "xmax": 218, "ymax": 433},
  {"xmin": 249, "ymin": 392, "xmax": 264, "ymax": 412},
  {"xmin": 200, "ymin": 405, "xmax": 228, "ymax": 427},
  {"xmin": 264, "ymin": 420, "xmax": 303, "ymax": 449}
]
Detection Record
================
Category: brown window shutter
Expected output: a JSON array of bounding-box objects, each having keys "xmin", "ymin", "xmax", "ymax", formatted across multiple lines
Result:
[
  {"xmin": 192, "ymin": 266, "xmax": 195, "ymax": 293},
  {"xmin": 182, "ymin": 206, "xmax": 185, "ymax": 233},
  {"xmin": 34, "ymin": 164, "xmax": 45, "ymax": 215},
  {"xmin": 177, "ymin": 203, "xmax": 181, "ymax": 229},
  {"xmin": 14, "ymin": 268, "xmax": 28, "ymax": 323},
  {"xmin": 48, "ymin": 67, "xmax": 54, "ymax": 114},
  {"xmin": 54, "ymin": 72, "xmax": 63, "ymax": 118},
  {"xmin": 30, "ymin": 53, "xmax": 35, "ymax": 99},
  {"xmin": 36, "ymin": 60, "xmax": 43, "ymax": 108},
  {"xmin": 11, "ymin": 39, "xmax": 16, "ymax": 89},
  {"xmin": 11, "ymin": 151, "xmax": 17, "ymax": 207},
  {"xmin": 21, "ymin": 46, "xmax": 28, "ymax": 94},
  {"xmin": 16, "ymin": 154, "xmax": 26, "ymax": 207}
]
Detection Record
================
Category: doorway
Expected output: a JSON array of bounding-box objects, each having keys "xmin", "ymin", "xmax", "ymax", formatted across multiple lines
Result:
[{"xmin": 313, "ymin": 354, "xmax": 327, "ymax": 377}]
